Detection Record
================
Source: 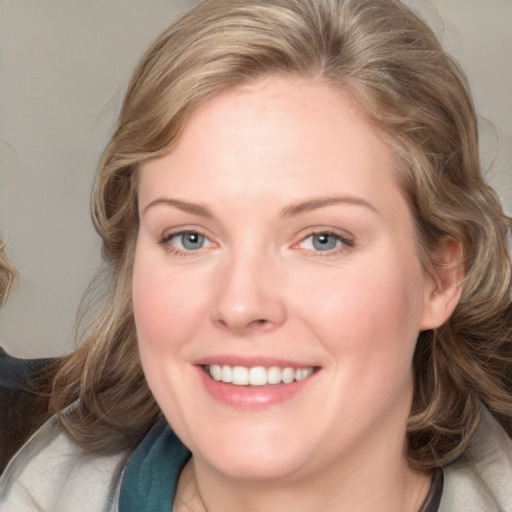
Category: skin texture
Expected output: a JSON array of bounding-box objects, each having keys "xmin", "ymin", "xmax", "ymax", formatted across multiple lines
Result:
[{"xmin": 132, "ymin": 76, "xmax": 462, "ymax": 512}]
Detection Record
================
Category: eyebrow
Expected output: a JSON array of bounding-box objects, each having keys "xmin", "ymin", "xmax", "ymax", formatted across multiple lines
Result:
[
  {"xmin": 142, "ymin": 198, "xmax": 213, "ymax": 218},
  {"xmin": 142, "ymin": 195, "xmax": 379, "ymax": 219},
  {"xmin": 280, "ymin": 196, "xmax": 379, "ymax": 217}
]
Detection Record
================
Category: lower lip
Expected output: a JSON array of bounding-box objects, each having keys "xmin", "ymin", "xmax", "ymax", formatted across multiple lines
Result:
[{"xmin": 198, "ymin": 368, "xmax": 317, "ymax": 409}]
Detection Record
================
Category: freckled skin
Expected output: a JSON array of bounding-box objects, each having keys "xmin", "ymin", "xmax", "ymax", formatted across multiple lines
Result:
[{"xmin": 132, "ymin": 76, "xmax": 447, "ymax": 511}]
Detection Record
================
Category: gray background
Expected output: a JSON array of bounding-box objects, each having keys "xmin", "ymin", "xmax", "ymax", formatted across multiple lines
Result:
[{"xmin": 1, "ymin": 0, "xmax": 511, "ymax": 358}]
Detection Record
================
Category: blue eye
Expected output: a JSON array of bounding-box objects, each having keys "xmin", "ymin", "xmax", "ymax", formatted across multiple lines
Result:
[
  {"xmin": 311, "ymin": 233, "xmax": 339, "ymax": 251},
  {"xmin": 298, "ymin": 231, "xmax": 351, "ymax": 252},
  {"xmin": 169, "ymin": 231, "xmax": 206, "ymax": 251}
]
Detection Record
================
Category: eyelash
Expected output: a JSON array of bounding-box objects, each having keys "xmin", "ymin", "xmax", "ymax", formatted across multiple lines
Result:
[
  {"xmin": 158, "ymin": 228, "xmax": 354, "ymax": 257},
  {"xmin": 158, "ymin": 228, "xmax": 214, "ymax": 257},
  {"xmin": 294, "ymin": 229, "xmax": 354, "ymax": 256}
]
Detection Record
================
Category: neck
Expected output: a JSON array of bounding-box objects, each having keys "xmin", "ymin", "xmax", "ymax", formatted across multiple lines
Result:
[{"xmin": 174, "ymin": 447, "xmax": 432, "ymax": 512}]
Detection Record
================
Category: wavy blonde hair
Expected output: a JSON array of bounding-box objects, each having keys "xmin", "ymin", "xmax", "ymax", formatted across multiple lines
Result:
[{"xmin": 51, "ymin": 0, "xmax": 512, "ymax": 470}]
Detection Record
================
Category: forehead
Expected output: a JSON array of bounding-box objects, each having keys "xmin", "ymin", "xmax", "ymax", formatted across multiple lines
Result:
[{"xmin": 138, "ymin": 75, "xmax": 406, "ymax": 223}]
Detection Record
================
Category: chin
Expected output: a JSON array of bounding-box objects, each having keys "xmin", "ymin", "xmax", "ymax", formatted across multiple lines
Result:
[
  {"xmin": 205, "ymin": 452, "xmax": 306, "ymax": 482},
  {"xmin": 191, "ymin": 426, "xmax": 312, "ymax": 481}
]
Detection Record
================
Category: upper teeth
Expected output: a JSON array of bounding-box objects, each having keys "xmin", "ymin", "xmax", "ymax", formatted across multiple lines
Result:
[{"xmin": 207, "ymin": 365, "xmax": 314, "ymax": 386}]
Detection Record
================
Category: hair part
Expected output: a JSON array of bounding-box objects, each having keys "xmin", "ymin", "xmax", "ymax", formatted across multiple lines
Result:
[{"xmin": 50, "ymin": 0, "xmax": 512, "ymax": 469}]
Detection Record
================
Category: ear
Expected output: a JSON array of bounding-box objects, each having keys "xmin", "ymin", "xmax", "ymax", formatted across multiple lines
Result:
[{"xmin": 420, "ymin": 236, "xmax": 465, "ymax": 330}]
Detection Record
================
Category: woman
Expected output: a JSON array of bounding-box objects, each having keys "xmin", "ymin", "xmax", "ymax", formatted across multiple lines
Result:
[{"xmin": 1, "ymin": 0, "xmax": 511, "ymax": 510}]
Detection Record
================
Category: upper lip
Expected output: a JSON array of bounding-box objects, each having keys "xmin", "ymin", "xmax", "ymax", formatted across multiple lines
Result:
[{"xmin": 194, "ymin": 355, "xmax": 318, "ymax": 368}]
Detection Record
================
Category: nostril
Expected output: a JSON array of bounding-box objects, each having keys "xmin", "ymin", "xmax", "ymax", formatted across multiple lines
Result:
[
  {"xmin": 251, "ymin": 319, "xmax": 269, "ymax": 327},
  {"xmin": 248, "ymin": 318, "xmax": 272, "ymax": 331}
]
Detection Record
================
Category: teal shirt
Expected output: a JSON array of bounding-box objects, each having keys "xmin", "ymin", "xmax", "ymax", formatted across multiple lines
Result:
[{"xmin": 119, "ymin": 421, "xmax": 190, "ymax": 512}]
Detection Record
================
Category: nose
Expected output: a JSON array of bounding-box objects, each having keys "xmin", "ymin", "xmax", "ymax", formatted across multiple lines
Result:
[{"xmin": 211, "ymin": 250, "xmax": 287, "ymax": 335}]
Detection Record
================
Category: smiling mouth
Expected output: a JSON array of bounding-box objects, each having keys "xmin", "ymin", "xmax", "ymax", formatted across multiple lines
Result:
[{"xmin": 204, "ymin": 365, "xmax": 317, "ymax": 386}]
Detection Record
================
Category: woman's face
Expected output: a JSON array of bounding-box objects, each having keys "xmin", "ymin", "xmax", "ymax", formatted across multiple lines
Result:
[{"xmin": 133, "ymin": 76, "xmax": 440, "ymax": 482}]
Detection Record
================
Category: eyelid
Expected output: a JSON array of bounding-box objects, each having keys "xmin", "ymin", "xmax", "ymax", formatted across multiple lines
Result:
[
  {"xmin": 160, "ymin": 226, "xmax": 209, "ymax": 242},
  {"xmin": 159, "ymin": 226, "xmax": 217, "ymax": 254},
  {"xmin": 292, "ymin": 227, "xmax": 354, "ymax": 253}
]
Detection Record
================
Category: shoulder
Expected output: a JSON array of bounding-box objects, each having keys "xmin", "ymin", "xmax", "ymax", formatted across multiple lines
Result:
[
  {"xmin": 0, "ymin": 347, "xmax": 52, "ymax": 390},
  {"xmin": 0, "ymin": 415, "xmax": 129, "ymax": 512},
  {"xmin": 0, "ymin": 346, "xmax": 58, "ymax": 473},
  {"xmin": 440, "ymin": 407, "xmax": 512, "ymax": 511}
]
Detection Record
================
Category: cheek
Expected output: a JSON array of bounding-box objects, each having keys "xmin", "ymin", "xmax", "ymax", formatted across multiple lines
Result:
[
  {"xmin": 131, "ymin": 258, "xmax": 203, "ymax": 417},
  {"xmin": 132, "ymin": 267, "xmax": 168, "ymax": 348},
  {"xmin": 132, "ymin": 258, "xmax": 201, "ymax": 353},
  {"xmin": 299, "ymin": 261, "xmax": 425, "ymax": 368}
]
